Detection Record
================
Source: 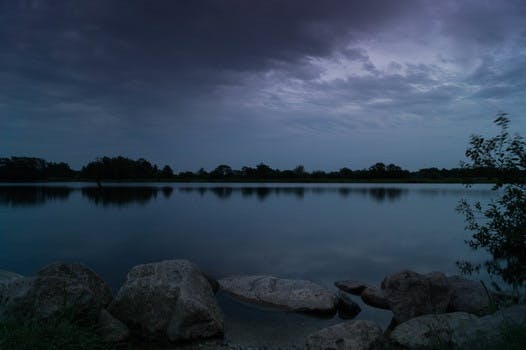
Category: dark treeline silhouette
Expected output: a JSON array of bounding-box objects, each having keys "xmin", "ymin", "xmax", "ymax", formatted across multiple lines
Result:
[
  {"xmin": 0, "ymin": 157, "xmax": 75, "ymax": 181},
  {"xmin": 0, "ymin": 156, "xmax": 521, "ymax": 182}
]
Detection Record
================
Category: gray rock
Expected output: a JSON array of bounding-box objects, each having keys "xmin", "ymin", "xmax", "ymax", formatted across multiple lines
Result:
[
  {"xmin": 390, "ymin": 311, "xmax": 479, "ymax": 349},
  {"xmin": 334, "ymin": 280, "xmax": 370, "ymax": 295},
  {"xmin": 219, "ymin": 275, "xmax": 338, "ymax": 314},
  {"xmin": 204, "ymin": 273, "xmax": 220, "ymax": 294},
  {"xmin": 390, "ymin": 305, "xmax": 526, "ymax": 349},
  {"xmin": 447, "ymin": 275, "xmax": 490, "ymax": 316},
  {"xmin": 0, "ymin": 275, "xmax": 100, "ymax": 323},
  {"xmin": 0, "ymin": 270, "xmax": 23, "ymax": 285},
  {"xmin": 337, "ymin": 291, "xmax": 361, "ymax": 320},
  {"xmin": 98, "ymin": 309, "xmax": 130, "ymax": 343},
  {"xmin": 361, "ymin": 287, "xmax": 390, "ymax": 310},
  {"xmin": 38, "ymin": 262, "xmax": 112, "ymax": 308},
  {"xmin": 0, "ymin": 270, "xmax": 23, "ymax": 300},
  {"xmin": 109, "ymin": 259, "xmax": 223, "ymax": 342},
  {"xmin": 306, "ymin": 320, "xmax": 383, "ymax": 350},
  {"xmin": 381, "ymin": 270, "xmax": 451, "ymax": 322}
]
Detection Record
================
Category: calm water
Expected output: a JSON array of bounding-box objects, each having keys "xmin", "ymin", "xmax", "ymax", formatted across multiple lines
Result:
[{"xmin": 0, "ymin": 183, "xmax": 493, "ymax": 347}]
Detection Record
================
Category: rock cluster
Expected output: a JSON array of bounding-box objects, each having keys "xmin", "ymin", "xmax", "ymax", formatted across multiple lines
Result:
[
  {"xmin": 1, "ymin": 264, "xmax": 522, "ymax": 350},
  {"xmin": 390, "ymin": 304, "xmax": 526, "ymax": 349},
  {"xmin": 306, "ymin": 320, "xmax": 383, "ymax": 350}
]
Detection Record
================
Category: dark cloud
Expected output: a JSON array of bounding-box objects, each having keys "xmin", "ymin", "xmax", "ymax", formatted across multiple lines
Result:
[{"xmin": 1, "ymin": 0, "xmax": 525, "ymax": 170}]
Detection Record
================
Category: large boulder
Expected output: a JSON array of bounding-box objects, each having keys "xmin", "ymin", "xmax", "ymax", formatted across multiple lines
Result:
[
  {"xmin": 0, "ymin": 270, "xmax": 23, "ymax": 299},
  {"xmin": 97, "ymin": 309, "xmax": 130, "ymax": 343},
  {"xmin": 381, "ymin": 270, "xmax": 451, "ymax": 323},
  {"xmin": 109, "ymin": 260, "xmax": 223, "ymax": 343},
  {"xmin": 0, "ymin": 262, "xmax": 111, "ymax": 324},
  {"xmin": 0, "ymin": 277, "xmax": 100, "ymax": 323},
  {"xmin": 219, "ymin": 275, "xmax": 338, "ymax": 314},
  {"xmin": 390, "ymin": 305, "xmax": 526, "ymax": 349},
  {"xmin": 447, "ymin": 275, "xmax": 490, "ymax": 315},
  {"xmin": 0, "ymin": 270, "xmax": 23, "ymax": 285},
  {"xmin": 38, "ymin": 262, "xmax": 112, "ymax": 308},
  {"xmin": 306, "ymin": 320, "xmax": 383, "ymax": 350},
  {"xmin": 361, "ymin": 287, "xmax": 390, "ymax": 310}
]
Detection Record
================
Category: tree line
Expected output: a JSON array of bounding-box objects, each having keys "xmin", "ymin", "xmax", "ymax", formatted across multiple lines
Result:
[{"xmin": 0, "ymin": 155, "xmax": 518, "ymax": 182}]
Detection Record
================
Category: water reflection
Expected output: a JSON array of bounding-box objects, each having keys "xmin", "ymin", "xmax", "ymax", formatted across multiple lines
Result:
[
  {"xmin": 0, "ymin": 184, "xmax": 492, "ymax": 207},
  {"xmin": 178, "ymin": 186, "xmax": 409, "ymax": 202},
  {"xmin": 81, "ymin": 186, "xmax": 173, "ymax": 207},
  {"xmin": 0, "ymin": 186, "xmax": 72, "ymax": 207}
]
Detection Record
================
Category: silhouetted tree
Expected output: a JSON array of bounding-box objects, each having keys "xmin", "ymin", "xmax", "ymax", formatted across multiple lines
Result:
[
  {"xmin": 293, "ymin": 165, "xmax": 307, "ymax": 178},
  {"xmin": 210, "ymin": 164, "xmax": 233, "ymax": 178},
  {"xmin": 160, "ymin": 165, "xmax": 174, "ymax": 179},
  {"xmin": 457, "ymin": 113, "xmax": 526, "ymax": 290}
]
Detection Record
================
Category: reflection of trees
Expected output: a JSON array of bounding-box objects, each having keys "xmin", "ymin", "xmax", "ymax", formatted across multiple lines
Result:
[
  {"xmin": 210, "ymin": 187, "xmax": 233, "ymax": 199},
  {"xmin": 0, "ymin": 186, "xmax": 73, "ymax": 207},
  {"xmin": 81, "ymin": 186, "xmax": 171, "ymax": 207},
  {"xmin": 177, "ymin": 186, "xmax": 408, "ymax": 202},
  {"xmin": 368, "ymin": 188, "xmax": 407, "ymax": 202},
  {"xmin": 161, "ymin": 186, "xmax": 173, "ymax": 198}
]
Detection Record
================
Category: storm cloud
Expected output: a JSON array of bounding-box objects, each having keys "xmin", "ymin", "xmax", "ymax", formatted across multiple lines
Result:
[{"xmin": 1, "ymin": 0, "xmax": 525, "ymax": 170}]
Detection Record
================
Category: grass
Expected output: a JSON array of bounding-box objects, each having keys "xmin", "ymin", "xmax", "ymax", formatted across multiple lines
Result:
[{"xmin": 0, "ymin": 316, "xmax": 114, "ymax": 350}]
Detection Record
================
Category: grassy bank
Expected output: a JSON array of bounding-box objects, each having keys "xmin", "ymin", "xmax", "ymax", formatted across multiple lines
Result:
[{"xmin": 0, "ymin": 318, "xmax": 114, "ymax": 350}]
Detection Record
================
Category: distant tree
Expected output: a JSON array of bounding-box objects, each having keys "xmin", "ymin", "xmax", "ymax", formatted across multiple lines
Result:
[
  {"xmin": 0, "ymin": 157, "xmax": 47, "ymax": 180},
  {"xmin": 338, "ymin": 167, "xmax": 353, "ymax": 178},
  {"xmin": 367, "ymin": 162, "xmax": 387, "ymax": 178},
  {"xmin": 197, "ymin": 168, "xmax": 208, "ymax": 178},
  {"xmin": 457, "ymin": 113, "xmax": 526, "ymax": 290},
  {"xmin": 160, "ymin": 165, "xmax": 174, "ymax": 179},
  {"xmin": 255, "ymin": 163, "xmax": 274, "ymax": 178},
  {"xmin": 293, "ymin": 165, "xmax": 306, "ymax": 178},
  {"xmin": 210, "ymin": 164, "xmax": 233, "ymax": 178},
  {"xmin": 45, "ymin": 162, "xmax": 75, "ymax": 178},
  {"xmin": 80, "ymin": 156, "xmax": 159, "ymax": 180}
]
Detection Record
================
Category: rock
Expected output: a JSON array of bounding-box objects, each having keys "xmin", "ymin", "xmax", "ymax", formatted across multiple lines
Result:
[
  {"xmin": 361, "ymin": 287, "xmax": 390, "ymax": 310},
  {"xmin": 203, "ymin": 273, "xmax": 220, "ymax": 294},
  {"xmin": 0, "ymin": 270, "xmax": 23, "ymax": 299},
  {"xmin": 390, "ymin": 311, "xmax": 479, "ymax": 349},
  {"xmin": 381, "ymin": 270, "xmax": 451, "ymax": 322},
  {"xmin": 390, "ymin": 305, "xmax": 526, "ymax": 349},
  {"xmin": 109, "ymin": 259, "xmax": 223, "ymax": 342},
  {"xmin": 447, "ymin": 275, "xmax": 490, "ymax": 315},
  {"xmin": 219, "ymin": 275, "xmax": 338, "ymax": 315},
  {"xmin": 98, "ymin": 309, "xmax": 130, "ymax": 342},
  {"xmin": 0, "ymin": 275, "xmax": 100, "ymax": 323},
  {"xmin": 0, "ymin": 270, "xmax": 23, "ymax": 285},
  {"xmin": 38, "ymin": 262, "xmax": 112, "ymax": 308},
  {"xmin": 306, "ymin": 320, "xmax": 383, "ymax": 350},
  {"xmin": 335, "ymin": 280, "xmax": 370, "ymax": 295},
  {"xmin": 337, "ymin": 291, "xmax": 361, "ymax": 319}
]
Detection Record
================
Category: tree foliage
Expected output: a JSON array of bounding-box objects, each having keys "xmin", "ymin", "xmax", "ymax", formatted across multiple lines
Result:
[{"xmin": 457, "ymin": 113, "xmax": 526, "ymax": 288}]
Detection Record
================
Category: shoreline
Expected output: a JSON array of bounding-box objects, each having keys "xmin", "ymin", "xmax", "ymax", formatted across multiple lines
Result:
[{"xmin": 0, "ymin": 178, "xmax": 497, "ymax": 184}]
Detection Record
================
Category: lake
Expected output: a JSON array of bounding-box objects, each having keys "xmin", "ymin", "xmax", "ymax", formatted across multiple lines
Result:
[{"xmin": 0, "ymin": 182, "xmax": 493, "ymax": 348}]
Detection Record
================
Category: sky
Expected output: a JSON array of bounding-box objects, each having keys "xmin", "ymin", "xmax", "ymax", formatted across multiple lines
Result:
[{"xmin": 1, "ymin": 0, "xmax": 526, "ymax": 171}]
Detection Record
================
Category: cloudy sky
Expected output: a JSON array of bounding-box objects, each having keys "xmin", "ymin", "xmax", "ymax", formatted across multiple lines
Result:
[{"xmin": 1, "ymin": 0, "xmax": 525, "ymax": 171}]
